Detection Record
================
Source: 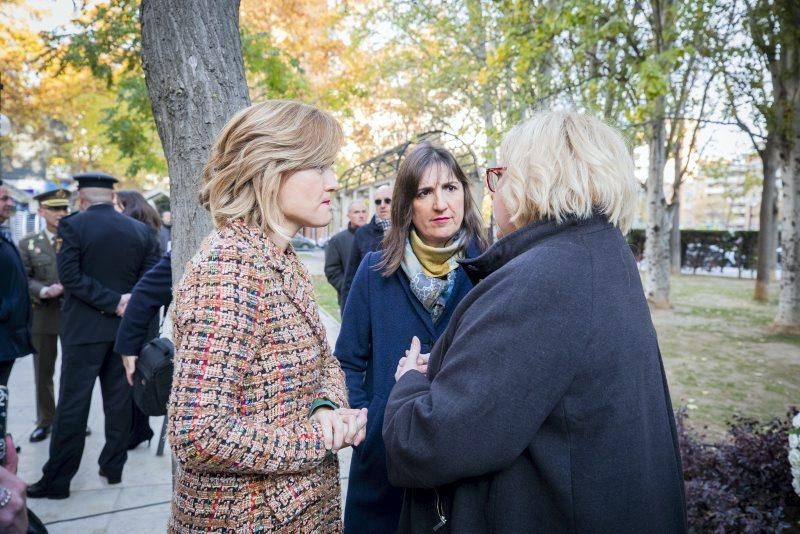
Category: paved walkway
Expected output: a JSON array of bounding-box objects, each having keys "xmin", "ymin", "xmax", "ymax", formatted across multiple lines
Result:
[{"xmin": 10, "ymin": 252, "xmax": 349, "ymax": 533}]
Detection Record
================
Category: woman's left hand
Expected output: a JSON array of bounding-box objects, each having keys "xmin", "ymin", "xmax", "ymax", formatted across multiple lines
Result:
[{"xmin": 395, "ymin": 336, "xmax": 429, "ymax": 381}]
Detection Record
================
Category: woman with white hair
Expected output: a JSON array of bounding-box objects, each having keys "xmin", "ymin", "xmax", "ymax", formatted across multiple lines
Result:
[
  {"xmin": 168, "ymin": 101, "xmax": 367, "ymax": 532},
  {"xmin": 383, "ymin": 111, "xmax": 687, "ymax": 533}
]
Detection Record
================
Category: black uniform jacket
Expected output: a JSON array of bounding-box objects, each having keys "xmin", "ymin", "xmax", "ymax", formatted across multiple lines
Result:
[
  {"xmin": 57, "ymin": 204, "xmax": 160, "ymax": 346},
  {"xmin": 0, "ymin": 233, "xmax": 34, "ymax": 361}
]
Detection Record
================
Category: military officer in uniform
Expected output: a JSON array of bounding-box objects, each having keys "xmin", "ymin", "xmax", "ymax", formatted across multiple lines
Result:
[
  {"xmin": 27, "ymin": 172, "xmax": 160, "ymax": 499},
  {"xmin": 19, "ymin": 188, "xmax": 71, "ymax": 443}
]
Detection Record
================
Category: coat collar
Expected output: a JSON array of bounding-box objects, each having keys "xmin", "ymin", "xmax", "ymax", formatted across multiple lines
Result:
[
  {"xmin": 225, "ymin": 219, "xmax": 327, "ymax": 344},
  {"xmin": 459, "ymin": 213, "xmax": 612, "ymax": 284}
]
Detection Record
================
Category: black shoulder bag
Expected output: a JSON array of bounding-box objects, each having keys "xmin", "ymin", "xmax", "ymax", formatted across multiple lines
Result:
[{"xmin": 132, "ymin": 337, "xmax": 174, "ymax": 416}]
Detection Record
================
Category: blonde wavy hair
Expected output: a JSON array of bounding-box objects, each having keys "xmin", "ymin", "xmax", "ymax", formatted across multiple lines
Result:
[
  {"xmin": 199, "ymin": 100, "xmax": 343, "ymax": 234},
  {"xmin": 499, "ymin": 110, "xmax": 638, "ymax": 233}
]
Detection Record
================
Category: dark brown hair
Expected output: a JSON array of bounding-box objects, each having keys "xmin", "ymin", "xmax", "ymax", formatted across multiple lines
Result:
[
  {"xmin": 117, "ymin": 190, "xmax": 161, "ymax": 232},
  {"xmin": 379, "ymin": 143, "xmax": 487, "ymax": 276}
]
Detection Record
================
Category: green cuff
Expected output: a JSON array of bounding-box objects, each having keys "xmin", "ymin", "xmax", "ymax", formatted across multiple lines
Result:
[{"xmin": 309, "ymin": 398, "xmax": 338, "ymax": 418}]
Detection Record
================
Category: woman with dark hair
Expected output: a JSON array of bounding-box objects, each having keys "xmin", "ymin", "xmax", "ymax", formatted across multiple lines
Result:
[
  {"xmin": 116, "ymin": 190, "xmax": 162, "ymax": 242},
  {"xmin": 115, "ymin": 189, "xmax": 161, "ymax": 449},
  {"xmin": 335, "ymin": 143, "xmax": 487, "ymax": 533}
]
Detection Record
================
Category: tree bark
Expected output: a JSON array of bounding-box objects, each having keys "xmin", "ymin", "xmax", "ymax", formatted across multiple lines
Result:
[
  {"xmin": 645, "ymin": 103, "xmax": 671, "ymax": 309},
  {"xmin": 669, "ymin": 133, "xmax": 683, "ymax": 274},
  {"xmin": 754, "ymin": 136, "xmax": 779, "ymax": 301},
  {"xmin": 669, "ymin": 199, "xmax": 681, "ymax": 274},
  {"xmin": 774, "ymin": 78, "xmax": 800, "ymax": 331},
  {"xmin": 140, "ymin": 0, "xmax": 250, "ymax": 284}
]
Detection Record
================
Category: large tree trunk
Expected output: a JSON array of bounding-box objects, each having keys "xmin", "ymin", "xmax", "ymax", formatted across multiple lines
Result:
[
  {"xmin": 645, "ymin": 104, "xmax": 671, "ymax": 309},
  {"xmin": 754, "ymin": 137, "xmax": 779, "ymax": 301},
  {"xmin": 774, "ymin": 81, "xmax": 800, "ymax": 331},
  {"xmin": 140, "ymin": 0, "xmax": 251, "ymax": 284}
]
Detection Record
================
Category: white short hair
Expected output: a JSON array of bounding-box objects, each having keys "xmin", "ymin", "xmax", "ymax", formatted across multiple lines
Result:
[{"xmin": 499, "ymin": 111, "xmax": 638, "ymax": 233}]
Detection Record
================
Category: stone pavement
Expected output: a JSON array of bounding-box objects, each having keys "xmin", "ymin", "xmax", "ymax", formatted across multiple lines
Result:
[{"xmin": 8, "ymin": 251, "xmax": 350, "ymax": 533}]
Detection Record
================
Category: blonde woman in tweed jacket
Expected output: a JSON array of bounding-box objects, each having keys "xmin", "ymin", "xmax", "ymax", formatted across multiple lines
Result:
[{"xmin": 169, "ymin": 101, "xmax": 368, "ymax": 533}]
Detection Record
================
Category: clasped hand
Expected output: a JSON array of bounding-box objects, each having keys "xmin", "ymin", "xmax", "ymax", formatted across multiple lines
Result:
[
  {"xmin": 310, "ymin": 407, "xmax": 368, "ymax": 452},
  {"xmin": 42, "ymin": 283, "xmax": 63, "ymax": 299},
  {"xmin": 115, "ymin": 293, "xmax": 131, "ymax": 317},
  {"xmin": 395, "ymin": 336, "xmax": 430, "ymax": 381}
]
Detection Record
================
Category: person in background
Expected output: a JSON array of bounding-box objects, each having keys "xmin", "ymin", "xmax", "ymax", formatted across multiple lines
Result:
[
  {"xmin": 341, "ymin": 183, "xmax": 392, "ymax": 306},
  {"xmin": 27, "ymin": 172, "xmax": 160, "ymax": 499},
  {"xmin": 0, "ymin": 179, "xmax": 34, "ymax": 387},
  {"xmin": 324, "ymin": 200, "xmax": 367, "ymax": 311},
  {"xmin": 335, "ymin": 143, "xmax": 487, "ymax": 533},
  {"xmin": 115, "ymin": 189, "xmax": 163, "ymax": 449},
  {"xmin": 158, "ymin": 210, "xmax": 171, "ymax": 253},
  {"xmin": 115, "ymin": 251, "xmax": 172, "ymax": 387},
  {"xmin": 384, "ymin": 111, "xmax": 687, "ymax": 533},
  {"xmin": 19, "ymin": 188, "xmax": 70, "ymax": 443},
  {"xmin": 168, "ymin": 101, "xmax": 367, "ymax": 532}
]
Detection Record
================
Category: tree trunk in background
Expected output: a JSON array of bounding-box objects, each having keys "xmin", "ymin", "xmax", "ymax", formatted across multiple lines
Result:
[
  {"xmin": 774, "ymin": 78, "xmax": 800, "ymax": 331},
  {"xmin": 645, "ymin": 102, "xmax": 671, "ymax": 309},
  {"xmin": 669, "ymin": 200, "xmax": 681, "ymax": 274},
  {"xmin": 669, "ymin": 137, "xmax": 683, "ymax": 275},
  {"xmin": 754, "ymin": 137, "xmax": 779, "ymax": 301},
  {"xmin": 140, "ymin": 0, "xmax": 251, "ymax": 284}
]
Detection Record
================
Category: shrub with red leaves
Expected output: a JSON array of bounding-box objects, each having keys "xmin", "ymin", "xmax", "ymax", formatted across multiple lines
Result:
[{"xmin": 676, "ymin": 408, "xmax": 800, "ymax": 533}]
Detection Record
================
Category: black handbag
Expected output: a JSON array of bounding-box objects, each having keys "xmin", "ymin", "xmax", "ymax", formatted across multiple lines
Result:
[{"xmin": 132, "ymin": 337, "xmax": 174, "ymax": 416}]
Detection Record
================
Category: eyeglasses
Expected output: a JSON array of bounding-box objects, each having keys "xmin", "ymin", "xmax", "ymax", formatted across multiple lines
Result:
[
  {"xmin": 374, "ymin": 198, "xmax": 391, "ymax": 206},
  {"xmin": 485, "ymin": 167, "xmax": 507, "ymax": 193}
]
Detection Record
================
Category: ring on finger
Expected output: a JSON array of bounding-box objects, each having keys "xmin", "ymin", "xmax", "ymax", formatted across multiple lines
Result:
[{"xmin": 0, "ymin": 487, "xmax": 11, "ymax": 508}]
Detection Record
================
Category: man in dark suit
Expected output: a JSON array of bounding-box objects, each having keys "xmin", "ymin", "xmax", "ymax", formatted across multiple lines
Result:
[
  {"xmin": 0, "ymin": 179, "xmax": 35, "ymax": 385},
  {"xmin": 324, "ymin": 200, "xmax": 367, "ymax": 311},
  {"xmin": 27, "ymin": 172, "xmax": 160, "ymax": 499},
  {"xmin": 341, "ymin": 184, "xmax": 392, "ymax": 306},
  {"xmin": 19, "ymin": 188, "xmax": 71, "ymax": 442}
]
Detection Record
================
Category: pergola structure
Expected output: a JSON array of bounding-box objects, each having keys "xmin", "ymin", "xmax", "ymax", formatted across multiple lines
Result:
[{"xmin": 327, "ymin": 130, "xmax": 483, "ymax": 234}]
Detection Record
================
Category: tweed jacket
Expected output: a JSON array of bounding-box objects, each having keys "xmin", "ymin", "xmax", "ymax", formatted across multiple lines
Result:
[
  {"xmin": 168, "ymin": 219, "xmax": 349, "ymax": 533},
  {"xmin": 19, "ymin": 230, "xmax": 61, "ymax": 335}
]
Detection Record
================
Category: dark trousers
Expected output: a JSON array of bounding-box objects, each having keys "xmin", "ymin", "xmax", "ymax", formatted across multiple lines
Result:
[
  {"xmin": 31, "ymin": 333, "xmax": 58, "ymax": 428},
  {"xmin": 0, "ymin": 360, "xmax": 13, "ymax": 386},
  {"xmin": 42, "ymin": 341, "xmax": 131, "ymax": 490}
]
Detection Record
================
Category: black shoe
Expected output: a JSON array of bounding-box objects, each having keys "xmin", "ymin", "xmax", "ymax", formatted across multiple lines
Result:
[
  {"xmin": 98, "ymin": 468, "xmax": 121, "ymax": 485},
  {"xmin": 29, "ymin": 426, "xmax": 50, "ymax": 443},
  {"xmin": 27, "ymin": 479, "xmax": 69, "ymax": 499},
  {"xmin": 127, "ymin": 428, "xmax": 154, "ymax": 450}
]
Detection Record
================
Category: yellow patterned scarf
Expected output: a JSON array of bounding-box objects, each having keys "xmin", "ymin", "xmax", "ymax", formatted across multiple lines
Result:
[{"xmin": 409, "ymin": 229, "xmax": 462, "ymax": 277}]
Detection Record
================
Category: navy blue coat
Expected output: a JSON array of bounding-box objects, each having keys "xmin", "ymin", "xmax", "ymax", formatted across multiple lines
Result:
[
  {"xmin": 383, "ymin": 215, "xmax": 687, "ymax": 533},
  {"xmin": 335, "ymin": 243, "xmax": 480, "ymax": 534},
  {"xmin": 57, "ymin": 203, "xmax": 160, "ymax": 346},
  {"xmin": 0, "ymin": 234, "xmax": 34, "ymax": 361},
  {"xmin": 114, "ymin": 252, "xmax": 172, "ymax": 356}
]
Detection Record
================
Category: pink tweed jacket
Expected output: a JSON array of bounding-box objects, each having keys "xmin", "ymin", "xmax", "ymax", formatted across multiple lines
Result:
[{"xmin": 168, "ymin": 219, "xmax": 348, "ymax": 533}]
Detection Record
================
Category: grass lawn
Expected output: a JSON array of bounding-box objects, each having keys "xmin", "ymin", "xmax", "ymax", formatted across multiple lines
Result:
[
  {"xmin": 655, "ymin": 274, "xmax": 799, "ymax": 437},
  {"xmin": 312, "ymin": 275, "xmax": 341, "ymax": 321},
  {"xmin": 311, "ymin": 272, "xmax": 800, "ymax": 437}
]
